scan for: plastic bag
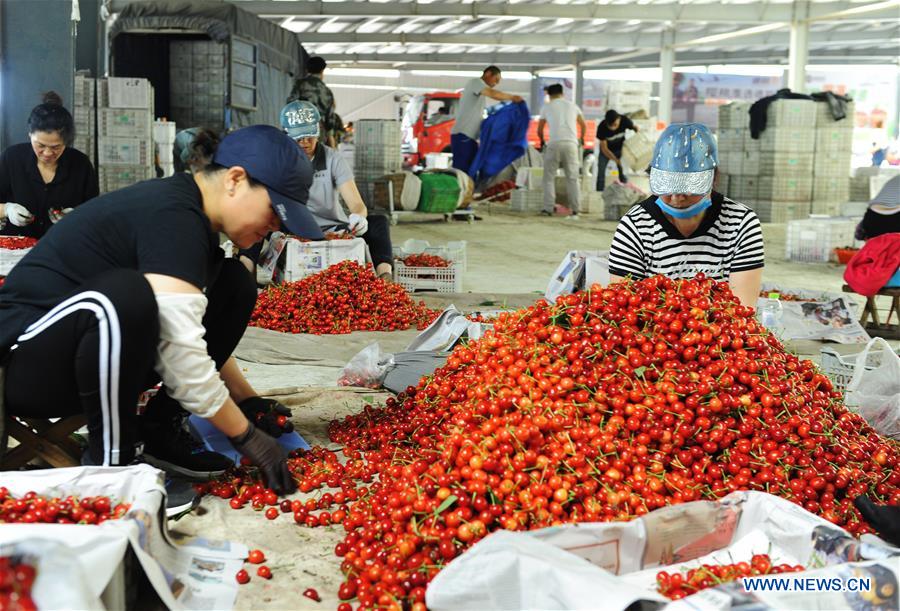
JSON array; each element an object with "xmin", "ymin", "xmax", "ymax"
[
  {"xmin": 845, "ymin": 337, "xmax": 900, "ymax": 438},
  {"xmin": 337, "ymin": 343, "xmax": 395, "ymax": 389}
]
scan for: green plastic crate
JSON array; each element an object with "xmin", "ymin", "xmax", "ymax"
[{"xmin": 417, "ymin": 173, "xmax": 460, "ymax": 213}]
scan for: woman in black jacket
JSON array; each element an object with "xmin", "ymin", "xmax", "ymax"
[{"xmin": 0, "ymin": 91, "xmax": 98, "ymax": 238}]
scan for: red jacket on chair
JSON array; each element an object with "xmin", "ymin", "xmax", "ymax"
[{"xmin": 844, "ymin": 233, "xmax": 900, "ymax": 296}]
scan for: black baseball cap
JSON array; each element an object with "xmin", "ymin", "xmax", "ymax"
[{"xmin": 213, "ymin": 125, "xmax": 324, "ymax": 240}]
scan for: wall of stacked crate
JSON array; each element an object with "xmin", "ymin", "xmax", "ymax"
[
  {"xmin": 717, "ymin": 99, "xmax": 855, "ymax": 223},
  {"xmin": 154, "ymin": 121, "xmax": 177, "ymax": 177},
  {"xmin": 509, "ymin": 169, "xmax": 602, "ymax": 215},
  {"xmin": 72, "ymin": 73, "xmax": 96, "ymax": 167},
  {"xmin": 169, "ymin": 39, "xmax": 227, "ymax": 133},
  {"xmin": 812, "ymin": 101, "xmax": 854, "ymax": 216},
  {"xmin": 97, "ymin": 78, "xmax": 155, "ymax": 193},
  {"xmin": 354, "ymin": 120, "xmax": 403, "ymax": 208},
  {"xmin": 605, "ymin": 81, "xmax": 652, "ymax": 115}
]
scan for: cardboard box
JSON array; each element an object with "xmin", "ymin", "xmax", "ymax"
[{"xmin": 267, "ymin": 235, "xmax": 369, "ymax": 283}]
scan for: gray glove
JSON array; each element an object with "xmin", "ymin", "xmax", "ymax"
[
  {"xmin": 238, "ymin": 396, "xmax": 293, "ymax": 438},
  {"xmin": 5, "ymin": 203, "xmax": 34, "ymax": 227},
  {"xmin": 229, "ymin": 423, "xmax": 296, "ymax": 495}
]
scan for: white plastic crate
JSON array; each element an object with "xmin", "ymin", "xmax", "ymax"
[
  {"xmin": 752, "ymin": 200, "xmax": 812, "ymax": 223},
  {"xmin": 731, "ymin": 175, "xmax": 759, "ymax": 202},
  {"xmin": 766, "ymin": 99, "xmax": 817, "ymax": 128},
  {"xmin": 758, "ymin": 175, "xmax": 813, "ymax": 202},
  {"xmin": 393, "ymin": 239, "xmax": 467, "ymax": 271},
  {"xmin": 511, "ymin": 190, "xmax": 544, "ymax": 212},
  {"xmin": 785, "ymin": 217, "xmax": 857, "ymax": 261},
  {"xmin": 815, "ymin": 101, "xmax": 855, "ymax": 128},
  {"xmin": 715, "ymin": 128, "xmax": 744, "ymax": 153},
  {"xmin": 717, "ymin": 101, "xmax": 751, "ymax": 129},
  {"xmin": 621, "ymin": 132, "xmax": 653, "ymax": 171},
  {"xmin": 716, "ymin": 172, "xmax": 731, "ymax": 197},
  {"xmin": 814, "ymin": 154, "xmax": 851, "ymax": 178},
  {"xmin": 719, "ymin": 151, "xmax": 743, "ymax": 175},
  {"xmin": 739, "ymin": 150, "xmax": 760, "ymax": 176},
  {"xmin": 820, "ymin": 345, "xmax": 891, "ymax": 395},
  {"xmin": 758, "ymin": 152, "xmax": 813, "ymax": 176},
  {"xmin": 815, "ymin": 128, "xmax": 854, "ymax": 154},
  {"xmin": 759, "ymin": 127, "xmax": 816, "ymax": 153},
  {"xmin": 812, "ymin": 176, "xmax": 850, "ymax": 205},
  {"xmin": 394, "ymin": 260, "xmax": 463, "ymax": 293}
]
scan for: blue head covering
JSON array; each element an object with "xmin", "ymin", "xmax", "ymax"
[{"xmin": 649, "ymin": 122, "xmax": 718, "ymax": 196}]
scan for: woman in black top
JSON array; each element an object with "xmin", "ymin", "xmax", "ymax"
[
  {"xmin": 0, "ymin": 125, "xmax": 322, "ymax": 505},
  {"xmin": 0, "ymin": 92, "xmax": 98, "ymax": 238}
]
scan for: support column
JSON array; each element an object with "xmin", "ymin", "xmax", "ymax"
[
  {"xmin": 659, "ymin": 29, "xmax": 675, "ymax": 127},
  {"xmin": 530, "ymin": 68, "xmax": 543, "ymax": 115},
  {"xmin": 575, "ymin": 61, "xmax": 585, "ymax": 109},
  {"xmin": 787, "ymin": 0, "xmax": 810, "ymax": 92},
  {"xmin": 0, "ymin": 0, "xmax": 75, "ymax": 150}
]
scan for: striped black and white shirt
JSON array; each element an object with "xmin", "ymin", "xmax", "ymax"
[{"xmin": 607, "ymin": 192, "xmax": 764, "ymax": 282}]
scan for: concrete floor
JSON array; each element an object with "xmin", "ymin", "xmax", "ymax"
[{"xmin": 389, "ymin": 208, "xmax": 849, "ymax": 295}]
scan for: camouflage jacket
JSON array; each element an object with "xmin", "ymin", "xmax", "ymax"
[{"xmin": 287, "ymin": 76, "xmax": 336, "ymax": 130}]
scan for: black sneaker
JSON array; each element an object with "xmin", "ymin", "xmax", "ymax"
[
  {"xmin": 163, "ymin": 477, "xmax": 200, "ymax": 518},
  {"xmin": 80, "ymin": 452, "xmax": 200, "ymax": 517},
  {"xmin": 539, "ymin": 210, "xmax": 553, "ymax": 217},
  {"xmin": 141, "ymin": 415, "xmax": 234, "ymax": 481}
]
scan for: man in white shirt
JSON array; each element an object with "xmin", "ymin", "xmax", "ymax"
[
  {"xmin": 537, "ymin": 83, "xmax": 587, "ymax": 218},
  {"xmin": 450, "ymin": 66, "xmax": 523, "ymax": 174}
]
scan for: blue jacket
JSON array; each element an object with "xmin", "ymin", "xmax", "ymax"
[{"xmin": 468, "ymin": 101, "xmax": 530, "ymax": 182}]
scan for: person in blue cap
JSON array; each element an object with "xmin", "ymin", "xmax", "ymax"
[
  {"xmin": 0, "ymin": 125, "xmax": 318, "ymax": 512},
  {"xmin": 607, "ymin": 122, "xmax": 764, "ymax": 307},
  {"xmin": 279, "ymin": 100, "xmax": 394, "ymax": 279}
]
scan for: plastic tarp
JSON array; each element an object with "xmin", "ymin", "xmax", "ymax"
[
  {"xmin": 111, "ymin": 0, "xmax": 304, "ymax": 75},
  {"xmin": 468, "ymin": 102, "xmax": 530, "ymax": 183}
]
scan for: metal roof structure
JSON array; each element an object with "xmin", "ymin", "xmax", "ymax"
[{"xmin": 108, "ymin": 0, "xmax": 899, "ymax": 70}]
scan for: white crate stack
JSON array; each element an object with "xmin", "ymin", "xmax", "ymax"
[
  {"xmin": 72, "ymin": 73, "xmax": 96, "ymax": 167},
  {"xmin": 98, "ymin": 77, "xmax": 155, "ymax": 193},
  {"xmin": 812, "ymin": 101, "xmax": 854, "ymax": 216},
  {"xmin": 153, "ymin": 120, "xmax": 177, "ymax": 177},
  {"xmin": 605, "ymin": 81, "xmax": 652, "ymax": 114},
  {"xmin": 715, "ymin": 102, "xmax": 762, "ymax": 205},
  {"xmin": 752, "ymin": 99, "xmax": 817, "ymax": 222},
  {"xmin": 354, "ymin": 120, "xmax": 403, "ymax": 207},
  {"xmin": 169, "ymin": 40, "xmax": 227, "ymax": 132}
]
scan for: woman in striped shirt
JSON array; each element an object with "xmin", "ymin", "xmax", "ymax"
[{"xmin": 608, "ymin": 122, "xmax": 764, "ymax": 307}]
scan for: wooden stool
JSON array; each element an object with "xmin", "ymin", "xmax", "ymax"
[
  {"xmin": 1, "ymin": 415, "xmax": 87, "ymax": 469},
  {"xmin": 843, "ymin": 284, "xmax": 900, "ymax": 340}
]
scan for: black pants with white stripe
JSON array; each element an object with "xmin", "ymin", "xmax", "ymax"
[
  {"xmin": 4, "ymin": 269, "xmax": 159, "ymax": 466},
  {"xmin": 4, "ymin": 260, "xmax": 257, "ymax": 465}
]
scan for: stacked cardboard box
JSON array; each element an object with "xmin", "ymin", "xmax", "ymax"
[
  {"xmin": 72, "ymin": 73, "xmax": 96, "ymax": 167},
  {"xmin": 812, "ymin": 102, "xmax": 854, "ymax": 216},
  {"xmin": 169, "ymin": 39, "xmax": 226, "ymax": 132},
  {"xmin": 354, "ymin": 120, "xmax": 403, "ymax": 207},
  {"xmin": 97, "ymin": 78, "xmax": 155, "ymax": 193}
]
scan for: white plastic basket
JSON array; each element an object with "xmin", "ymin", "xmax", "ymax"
[
  {"xmin": 393, "ymin": 260, "xmax": 463, "ymax": 293},
  {"xmin": 785, "ymin": 217, "xmax": 858, "ymax": 262},
  {"xmin": 820, "ymin": 346, "xmax": 891, "ymax": 395},
  {"xmin": 393, "ymin": 239, "xmax": 467, "ymax": 271}
]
